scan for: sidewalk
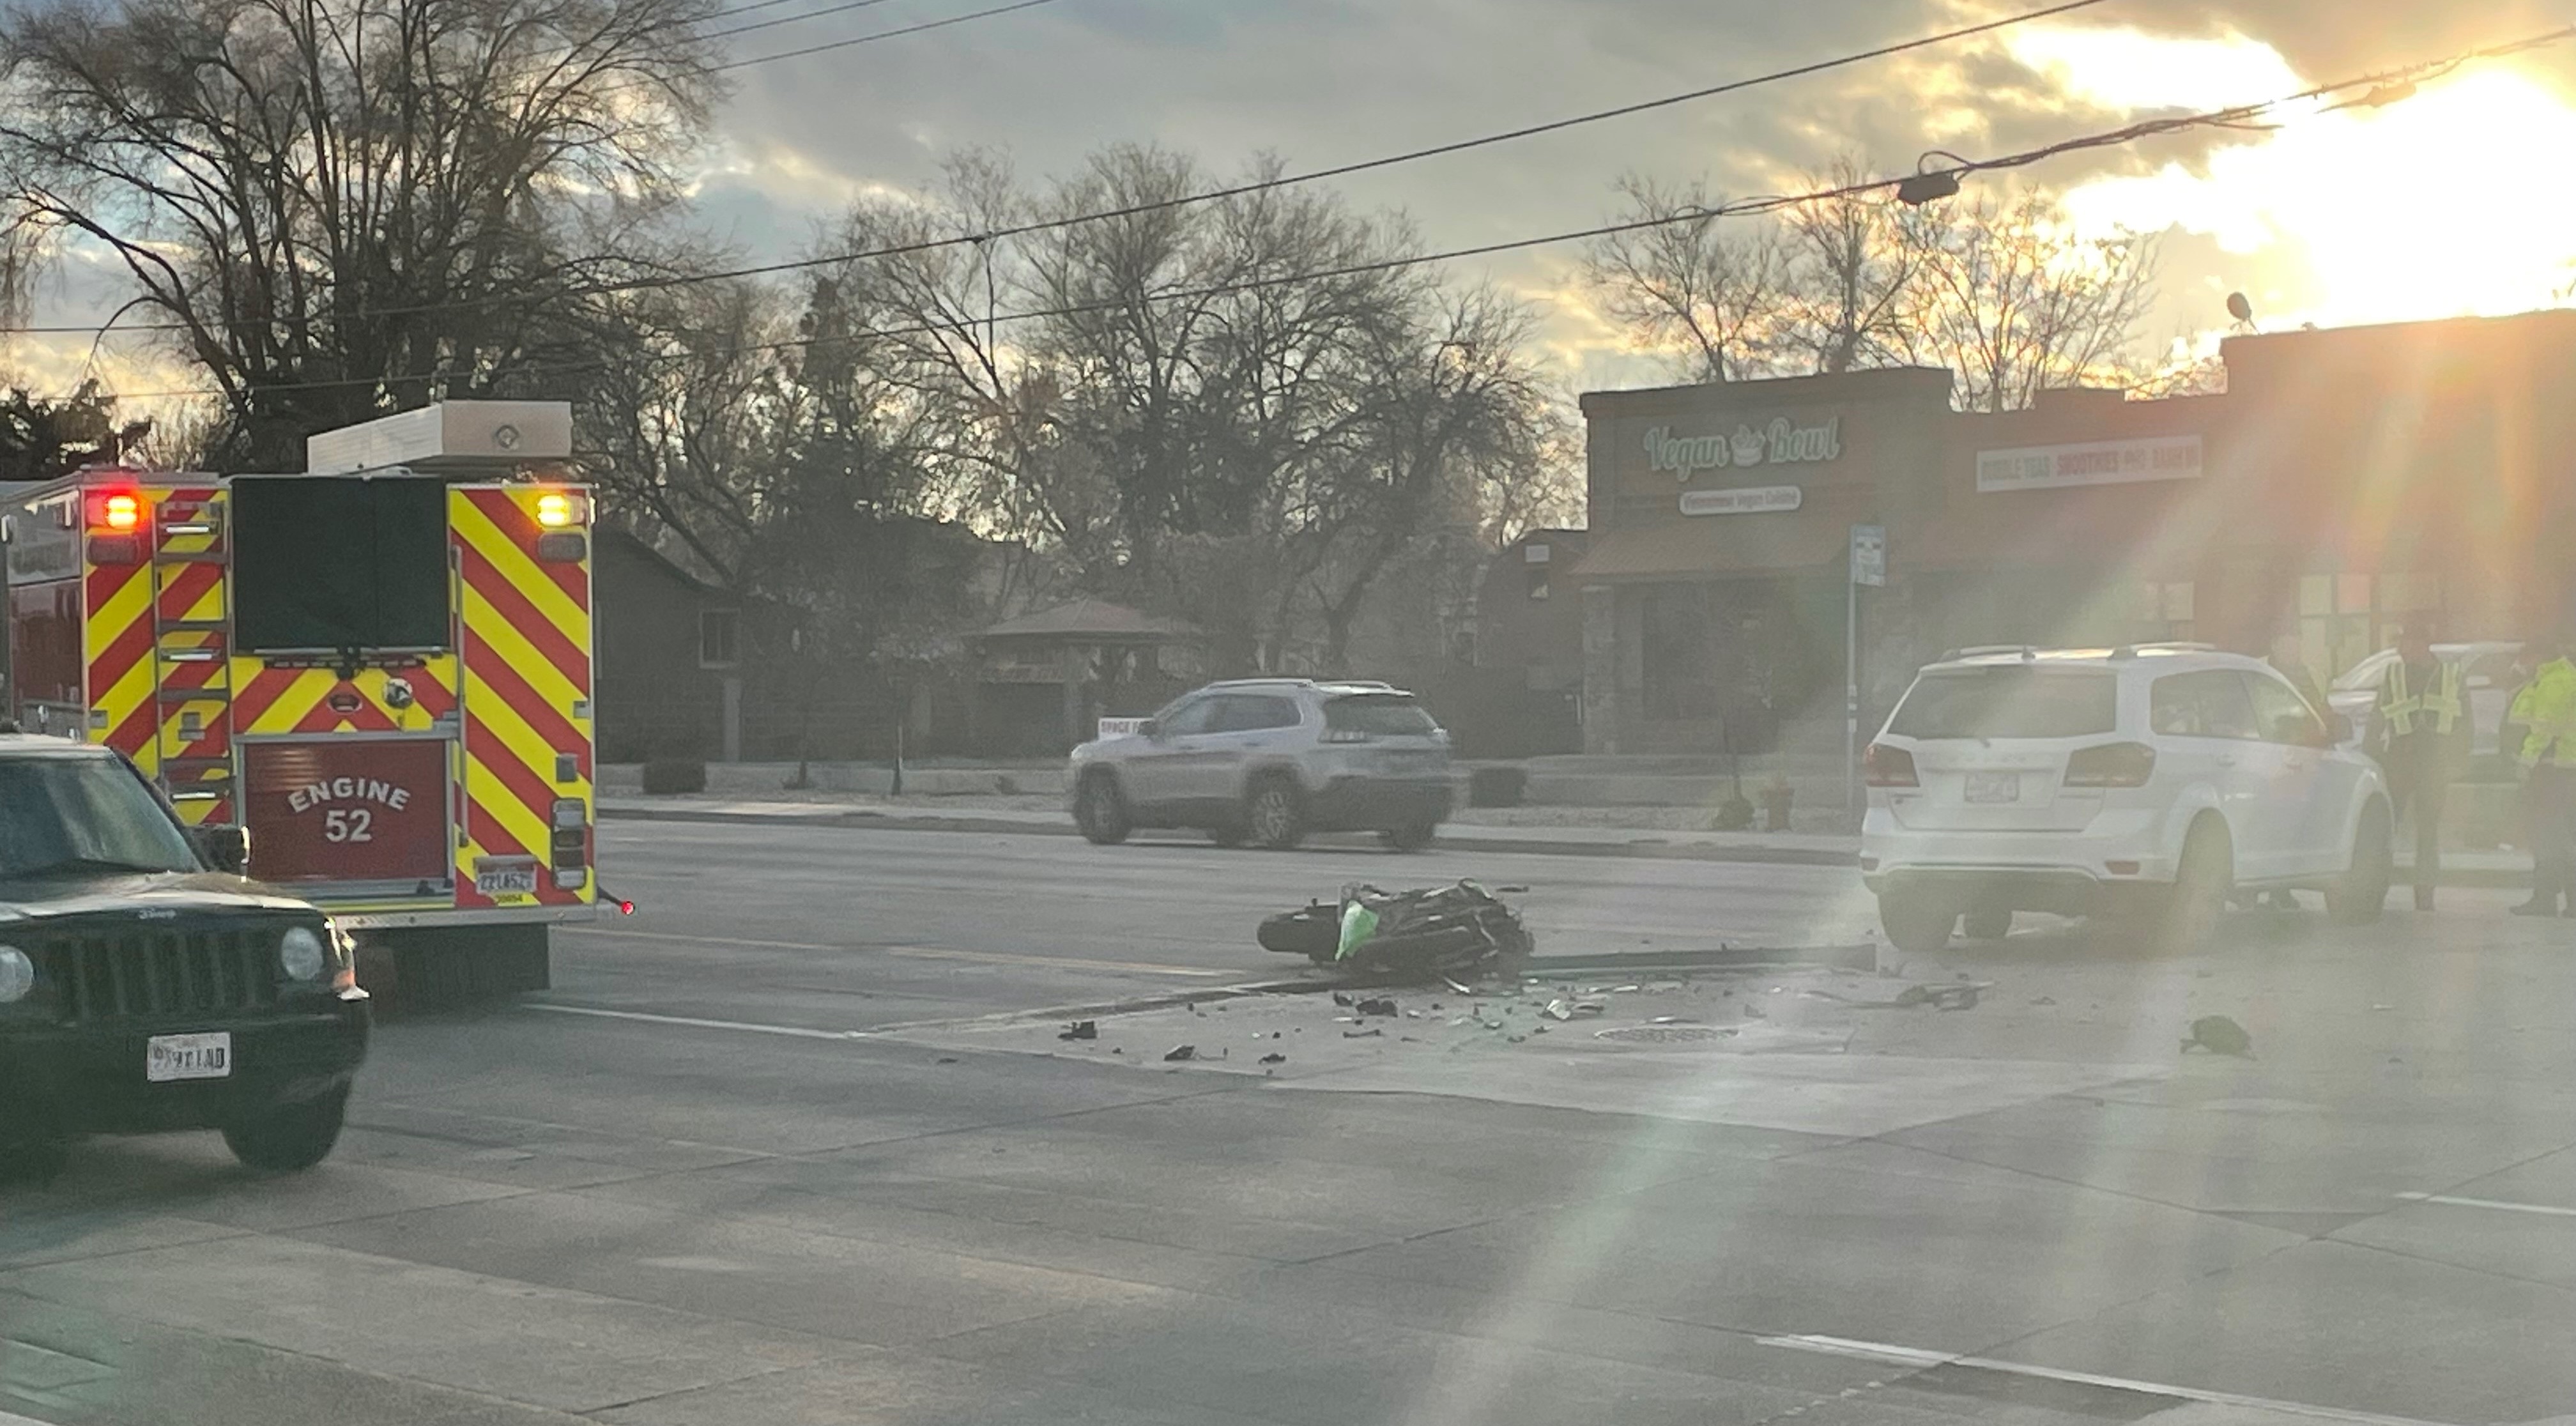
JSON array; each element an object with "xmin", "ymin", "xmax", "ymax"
[{"xmin": 595, "ymin": 794, "xmax": 2526, "ymax": 884}]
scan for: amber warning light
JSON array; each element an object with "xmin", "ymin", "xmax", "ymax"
[
  {"xmin": 535, "ymin": 491, "xmax": 579, "ymax": 528},
  {"xmin": 89, "ymin": 491, "xmax": 145, "ymax": 531}
]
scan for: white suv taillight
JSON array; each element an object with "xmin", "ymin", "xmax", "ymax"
[
  {"xmin": 1862, "ymin": 742, "xmax": 1918, "ymax": 787},
  {"xmin": 2064, "ymin": 742, "xmax": 2157, "ymax": 788}
]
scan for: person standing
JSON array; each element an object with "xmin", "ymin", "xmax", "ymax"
[
  {"xmin": 2508, "ymin": 626, "xmax": 2576, "ymax": 916},
  {"xmin": 2374, "ymin": 625, "xmax": 2466, "ymax": 910}
]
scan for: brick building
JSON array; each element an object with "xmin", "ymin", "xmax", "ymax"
[{"xmin": 1567, "ymin": 309, "xmax": 2576, "ymax": 755}]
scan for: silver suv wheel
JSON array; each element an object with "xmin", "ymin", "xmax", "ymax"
[{"xmin": 1247, "ymin": 780, "xmax": 1304, "ymax": 850}]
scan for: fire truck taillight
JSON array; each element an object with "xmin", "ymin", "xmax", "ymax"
[
  {"xmin": 535, "ymin": 491, "xmax": 579, "ymax": 527},
  {"xmin": 550, "ymin": 796, "xmax": 590, "ymax": 889},
  {"xmin": 99, "ymin": 492, "xmax": 143, "ymax": 531}
]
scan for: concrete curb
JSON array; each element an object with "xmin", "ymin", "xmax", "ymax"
[
  {"xmin": 597, "ymin": 802, "xmax": 2527, "ymax": 887},
  {"xmin": 597, "ymin": 802, "xmax": 1862, "ymax": 868}
]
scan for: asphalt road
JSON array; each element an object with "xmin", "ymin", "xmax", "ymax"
[
  {"xmin": 6, "ymin": 823, "xmax": 2576, "ymax": 1426},
  {"xmin": 550, "ymin": 821, "xmax": 1882, "ymax": 1029}
]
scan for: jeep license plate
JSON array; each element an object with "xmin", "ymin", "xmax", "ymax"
[
  {"xmin": 146, "ymin": 1032, "xmax": 232, "ymax": 1082},
  {"xmin": 475, "ymin": 866, "xmax": 539, "ymax": 896},
  {"xmin": 1964, "ymin": 771, "xmax": 2021, "ymax": 804}
]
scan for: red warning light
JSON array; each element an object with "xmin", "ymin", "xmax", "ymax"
[{"xmin": 97, "ymin": 492, "xmax": 144, "ymax": 531}]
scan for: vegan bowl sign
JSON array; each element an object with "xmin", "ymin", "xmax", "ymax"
[{"xmin": 1644, "ymin": 417, "xmax": 1842, "ymax": 480}]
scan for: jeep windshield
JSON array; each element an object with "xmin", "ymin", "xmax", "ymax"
[
  {"xmin": 1887, "ymin": 666, "xmax": 2119, "ymax": 740},
  {"xmin": 0, "ymin": 755, "xmax": 202, "ymax": 880}
]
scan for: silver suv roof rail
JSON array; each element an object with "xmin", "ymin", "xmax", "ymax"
[{"xmin": 1940, "ymin": 645, "xmax": 2037, "ymax": 662}]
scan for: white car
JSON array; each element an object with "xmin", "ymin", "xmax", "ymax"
[
  {"xmin": 1068, "ymin": 679, "xmax": 1453, "ymax": 850},
  {"xmin": 1861, "ymin": 645, "xmax": 2393, "ymax": 953}
]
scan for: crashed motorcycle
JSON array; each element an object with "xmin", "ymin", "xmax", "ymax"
[{"xmin": 1258, "ymin": 880, "xmax": 1534, "ymax": 983}]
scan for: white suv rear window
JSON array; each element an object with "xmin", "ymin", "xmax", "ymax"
[{"xmin": 1887, "ymin": 668, "xmax": 2117, "ymax": 740}]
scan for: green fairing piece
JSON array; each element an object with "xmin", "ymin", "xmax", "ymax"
[{"xmin": 1335, "ymin": 900, "xmax": 1379, "ymax": 960}]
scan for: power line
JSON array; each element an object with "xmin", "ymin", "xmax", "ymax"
[
  {"xmin": 709, "ymin": 0, "xmax": 1058, "ymax": 71},
  {"xmin": 0, "ymin": 0, "xmax": 2116, "ymax": 339},
  {"xmin": 699, "ymin": 0, "xmax": 901, "ymax": 44},
  {"xmin": 95, "ymin": 27, "xmax": 2573, "ymax": 404}
]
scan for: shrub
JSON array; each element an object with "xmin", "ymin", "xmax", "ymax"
[
  {"xmin": 1710, "ymin": 794, "xmax": 1756, "ymax": 831},
  {"xmin": 1468, "ymin": 765, "xmax": 1528, "ymax": 808},
  {"xmin": 641, "ymin": 758, "xmax": 707, "ymax": 795}
]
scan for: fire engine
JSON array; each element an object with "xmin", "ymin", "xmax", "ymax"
[{"xmin": 1, "ymin": 402, "xmax": 602, "ymax": 999}]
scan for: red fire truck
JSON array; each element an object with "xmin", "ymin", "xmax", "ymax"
[{"xmin": 1, "ymin": 402, "xmax": 603, "ymax": 999}]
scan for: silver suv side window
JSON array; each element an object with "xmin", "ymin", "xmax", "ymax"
[
  {"xmin": 1158, "ymin": 698, "xmax": 1221, "ymax": 737},
  {"xmin": 1217, "ymin": 696, "xmax": 1301, "ymax": 733},
  {"xmin": 2150, "ymin": 670, "xmax": 2260, "ymax": 739}
]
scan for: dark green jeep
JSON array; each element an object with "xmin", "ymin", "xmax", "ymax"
[{"xmin": 0, "ymin": 735, "xmax": 369, "ymax": 1183}]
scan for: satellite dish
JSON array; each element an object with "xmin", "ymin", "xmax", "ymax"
[{"xmin": 2226, "ymin": 291, "xmax": 2255, "ymax": 326}]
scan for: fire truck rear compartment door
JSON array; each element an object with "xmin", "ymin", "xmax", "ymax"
[{"xmin": 241, "ymin": 739, "xmax": 452, "ymax": 886}]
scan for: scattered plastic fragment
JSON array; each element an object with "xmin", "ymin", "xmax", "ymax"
[
  {"xmin": 1260, "ymin": 1052, "xmax": 1287, "ymax": 1064},
  {"xmin": 1059, "ymin": 1020, "xmax": 1098, "ymax": 1041},
  {"xmin": 2181, "ymin": 1015, "xmax": 2253, "ymax": 1057},
  {"xmin": 1163, "ymin": 1044, "xmax": 1197, "ymax": 1062},
  {"xmin": 1344, "ymin": 1027, "xmax": 1384, "ymax": 1039}
]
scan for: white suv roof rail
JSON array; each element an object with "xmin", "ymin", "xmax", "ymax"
[
  {"xmin": 2108, "ymin": 641, "xmax": 2220, "ymax": 659},
  {"xmin": 1940, "ymin": 644, "xmax": 2038, "ymax": 662}
]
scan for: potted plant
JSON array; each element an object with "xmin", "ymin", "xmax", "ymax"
[{"xmin": 1759, "ymin": 773, "xmax": 1795, "ymax": 832}]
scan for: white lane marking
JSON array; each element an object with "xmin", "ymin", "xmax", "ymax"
[
  {"xmin": 1758, "ymin": 1334, "xmax": 2453, "ymax": 1426},
  {"xmin": 2394, "ymin": 1191, "xmax": 2576, "ymax": 1218},
  {"xmin": 523, "ymin": 1003, "xmax": 870, "ymax": 1041},
  {"xmin": 882, "ymin": 944, "xmax": 1221, "ymax": 977},
  {"xmin": 561, "ymin": 926, "xmax": 1222, "ymax": 977}
]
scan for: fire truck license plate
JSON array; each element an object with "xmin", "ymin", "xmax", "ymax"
[
  {"xmin": 146, "ymin": 1032, "xmax": 232, "ymax": 1082},
  {"xmin": 475, "ymin": 866, "xmax": 539, "ymax": 896}
]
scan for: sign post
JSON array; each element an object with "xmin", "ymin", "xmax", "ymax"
[{"xmin": 1846, "ymin": 525, "xmax": 1887, "ymax": 814}]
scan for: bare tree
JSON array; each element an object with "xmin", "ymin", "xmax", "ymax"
[
  {"xmin": 816, "ymin": 143, "xmax": 1553, "ymax": 674},
  {"xmin": 1583, "ymin": 174, "xmax": 1792, "ymax": 383},
  {"xmin": 1777, "ymin": 156, "xmax": 1937, "ymax": 374},
  {"xmin": 0, "ymin": 0, "xmax": 723, "ymax": 467},
  {"xmin": 1908, "ymin": 188, "xmax": 2159, "ymax": 412}
]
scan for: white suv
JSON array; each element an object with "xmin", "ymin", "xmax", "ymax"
[
  {"xmin": 1862, "ymin": 645, "xmax": 2392, "ymax": 953},
  {"xmin": 1069, "ymin": 680, "xmax": 1453, "ymax": 850}
]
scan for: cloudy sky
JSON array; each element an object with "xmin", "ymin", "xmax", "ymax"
[{"xmin": 13, "ymin": 0, "xmax": 2576, "ymax": 406}]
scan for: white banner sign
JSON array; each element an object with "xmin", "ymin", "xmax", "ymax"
[
  {"xmin": 1096, "ymin": 717, "xmax": 1151, "ymax": 739},
  {"xmin": 1977, "ymin": 434, "xmax": 2203, "ymax": 493},
  {"xmin": 1680, "ymin": 485, "xmax": 1803, "ymax": 516}
]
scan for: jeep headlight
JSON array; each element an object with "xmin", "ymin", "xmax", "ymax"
[
  {"xmin": 0, "ymin": 946, "xmax": 31, "ymax": 1004},
  {"xmin": 279, "ymin": 926, "xmax": 327, "ymax": 982}
]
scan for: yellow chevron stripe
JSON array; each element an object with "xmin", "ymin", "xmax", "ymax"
[
  {"xmin": 459, "ymin": 594, "xmax": 583, "ymax": 714},
  {"xmin": 463, "ymin": 755, "xmax": 553, "ymax": 862},
  {"xmin": 451, "ymin": 494, "xmax": 588, "ymax": 636}
]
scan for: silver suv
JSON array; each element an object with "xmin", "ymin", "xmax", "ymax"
[{"xmin": 1068, "ymin": 680, "xmax": 1453, "ymax": 850}]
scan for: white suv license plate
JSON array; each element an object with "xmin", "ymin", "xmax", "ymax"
[
  {"xmin": 1964, "ymin": 771, "xmax": 2021, "ymax": 804},
  {"xmin": 147, "ymin": 1032, "xmax": 233, "ymax": 1082}
]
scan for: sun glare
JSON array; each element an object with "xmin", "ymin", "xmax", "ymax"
[
  {"xmin": 2005, "ymin": 25, "xmax": 2305, "ymax": 113},
  {"xmin": 2030, "ymin": 34, "xmax": 2576, "ymax": 330}
]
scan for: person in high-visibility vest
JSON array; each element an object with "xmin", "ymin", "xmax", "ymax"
[
  {"xmin": 2509, "ymin": 625, "xmax": 2576, "ymax": 915},
  {"xmin": 2375, "ymin": 624, "xmax": 2467, "ymax": 910}
]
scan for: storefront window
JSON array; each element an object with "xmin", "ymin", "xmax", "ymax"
[
  {"xmin": 2297, "ymin": 572, "xmax": 2443, "ymax": 682},
  {"xmin": 2131, "ymin": 581, "xmax": 2196, "ymax": 643}
]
